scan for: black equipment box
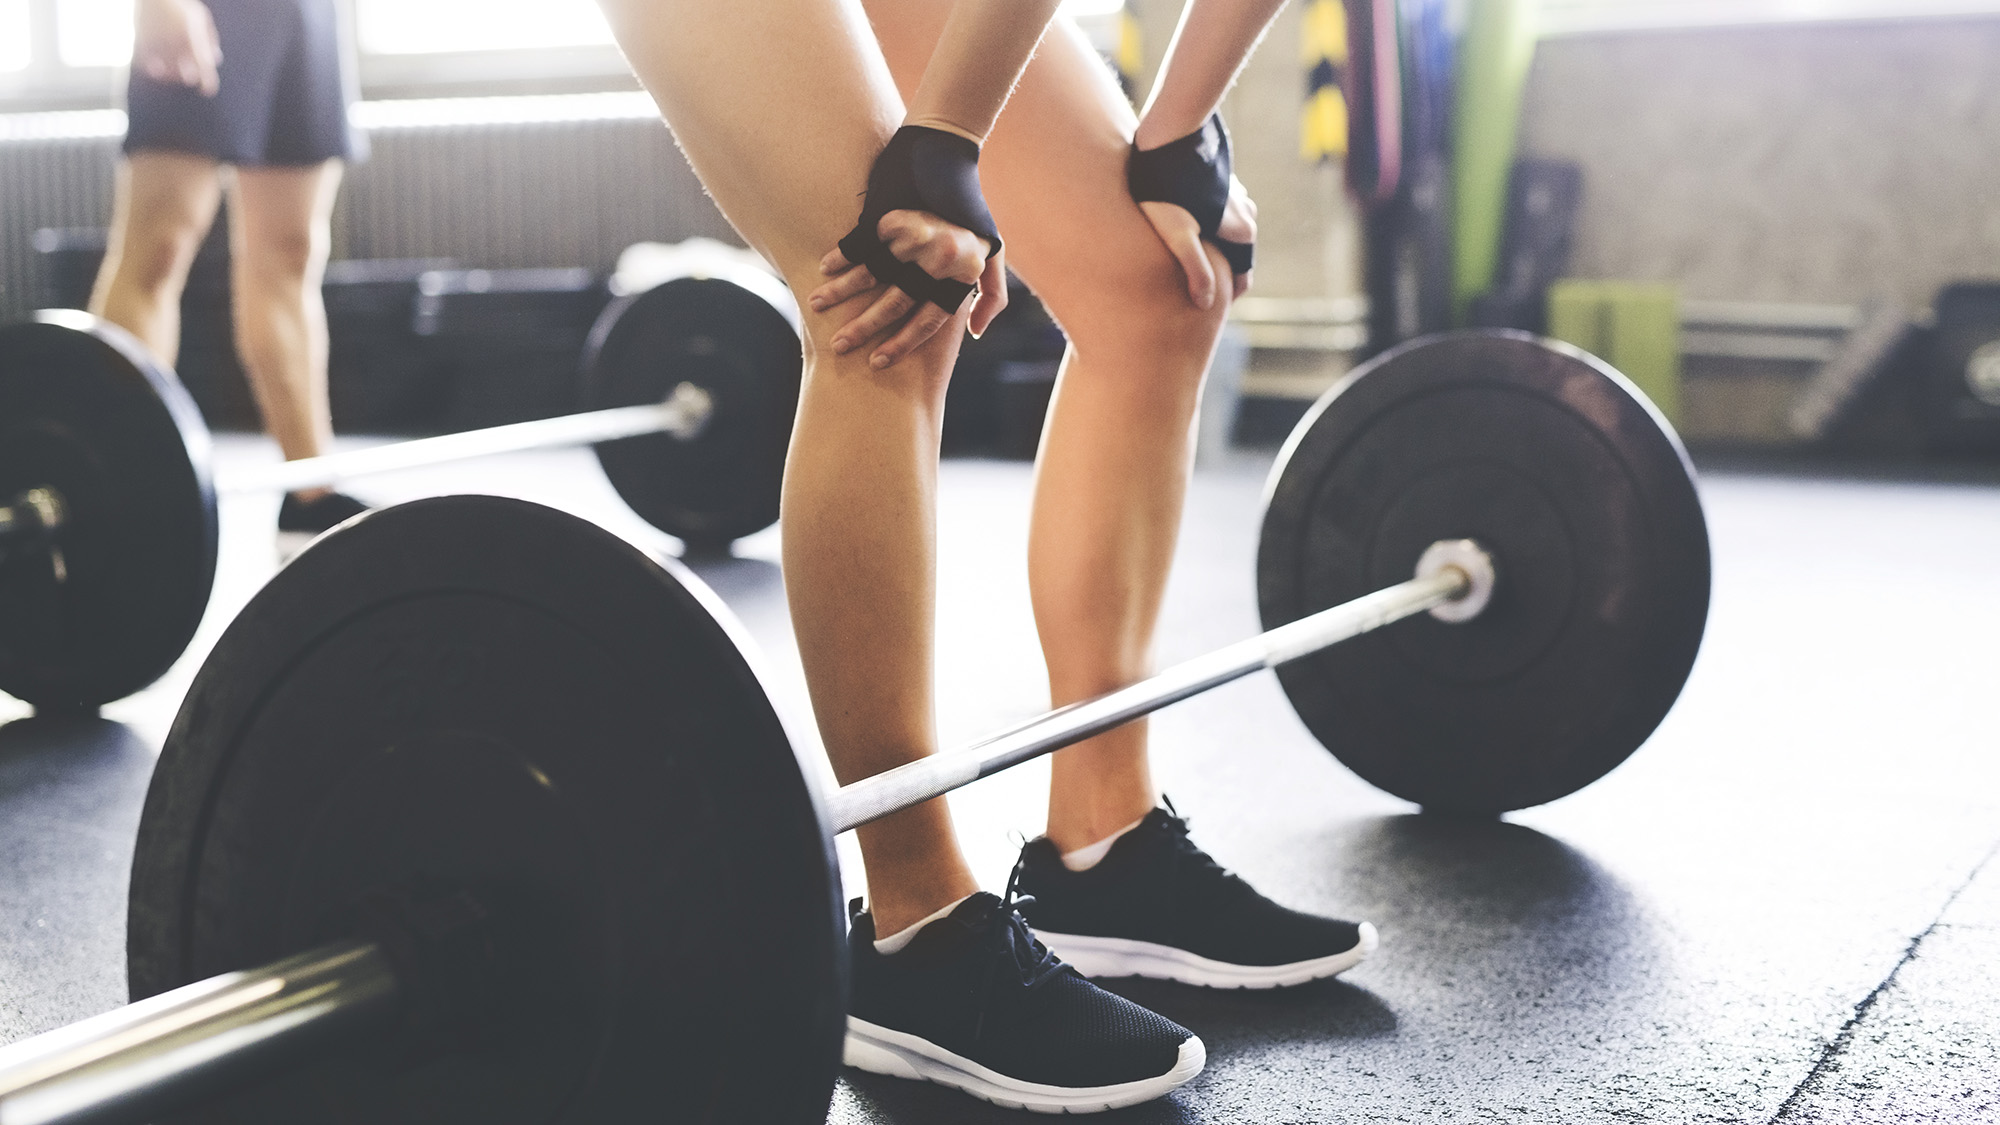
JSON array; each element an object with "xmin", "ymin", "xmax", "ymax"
[
  {"xmin": 1920, "ymin": 283, "xmax": 2000, "ymax": 454},
  {"xmin": 323, "ymin": 258, "xmax": 457, "ymax": 433},
  {"xmin": 414, "ymin": 267, "xmax": 611, "ymax": 430}
]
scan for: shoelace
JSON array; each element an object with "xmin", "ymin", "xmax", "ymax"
[
  {"xmin": 971, "ymin": 858, "xmax": 1074, "ymax": 1045},
  {"xmin": 1156, "ymin": 803, "xmax": 1260, "ymax": 914}
]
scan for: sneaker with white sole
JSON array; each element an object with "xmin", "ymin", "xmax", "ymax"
[
  {"xmin": 844, "ymin": 890, "xmax": 1204, "ymax": 1114},
  {"xmin": 1015, "ymin": 804, "xmax": 1378, "ymax": 990}
]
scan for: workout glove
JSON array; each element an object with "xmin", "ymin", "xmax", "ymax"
[
  {"xmin": 838, "ymin": 125, "xmax": 1002, "ymax": 313},
  {"xmin": 1128, "ymin": 114, "xmax": 1254, "ymax": 276}
]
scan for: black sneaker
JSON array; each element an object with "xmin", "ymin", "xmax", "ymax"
[
  {"xmin": 845, "ymin": 890, "xmax": 1204, "ymax": 1113},
  {"xmin": 1015, "ymin": 805, "xmax": 1378, "ymax": 989},
  {"xmin": 278, "ymin": 491, "xmax": 371, "ymax": 535},
  {"xmin": 277, "ymin": 492, "xmax": 371, "ymax": 556}
]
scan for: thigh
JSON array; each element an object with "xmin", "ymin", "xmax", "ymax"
[
  {"xmin": 229, "ymin": 161, "xmax": 343, "ymax": 268},
  {"xmin": 596, "ymin": 0, "xmax": 905, "ymax": 287},
  {"xmin": 115, "ymin": 151, "xmax": 226, "ymax": 245},
  {"xmin": 863, "ymin": 2, "xmax": 1197, "ymax": 342}
]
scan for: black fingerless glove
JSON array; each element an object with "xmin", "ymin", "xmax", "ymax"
[
  {"xmin": 838, "ymin": 125, "xmax": 1002, "ymax": 313},
  {"xmin": 1127, "ymin": 113, "xmax": 1254, "ymax": 275}
]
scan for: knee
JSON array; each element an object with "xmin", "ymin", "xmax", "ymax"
[
  {"xmin": 1039, "ymin": 246, "xmax": 1230, "ymax": 381},
  {"xmin": 112, "ymin": 224, "xmax": 206, "ymax": 296},
  {"xmin": 235, "ymin": 224, "xmax": 328, "ymax": 289},
  {"xmin": 800, "ymin": 311, "xmax": 958, "ymax": 409}
]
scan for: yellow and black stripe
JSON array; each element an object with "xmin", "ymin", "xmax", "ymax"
[
  {"xmin": 1301, "ymin": 0, "xmax": 1350, "ymax": 161},
  {"xmin": 1115, "ymin": 3, "xmax": 1144, "ymax": 104}
]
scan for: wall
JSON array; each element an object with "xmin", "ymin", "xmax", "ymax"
[
  {"xmin": 1125, "ymin": 0, "xmax": 1365, "ymax": 397},
  {"xmin": 1520, "ymin": 15, "xmax": 2000, "ymax": 311},
  {"xmin": 0, "ymin": 107, "xmax": 738, "ymax": 324}
]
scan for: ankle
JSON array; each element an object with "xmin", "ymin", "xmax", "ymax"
[
  {"xmin": 870, "ymin": 892, "xmax": 975, "ymax": 954},
  {"xmin": 1045, "ymin": 793, "xmax": 1159, "ymax": 855},
  {"xmin": 865, "ymin": 871, "xmax": 982, "ymax": 938},
  {"xmin": 1055, "ymin": 813, "xmax": 1148, "ymax": 871}
]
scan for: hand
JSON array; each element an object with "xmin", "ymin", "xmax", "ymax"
[
  {"xmin": 1139, "ymin": 174, "xmax": 1257, "ymax": 310},
  {"xmin": 135, "ymin": 0, "xmax": 222, "ymax": 96},
  {"xmin": 809, "ymin": 210, "xmax": 1007, "ymax": 370}
]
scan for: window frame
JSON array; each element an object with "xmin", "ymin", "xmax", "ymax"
[
  {"xmin": 0, "ymin": 0, "xmax": 640, "ymax": 111},
  {"xmin": 1540, "ymin": 0, "xmax": 2000, "ymax": 37},
  {"xmin": 7, "ymin": 0, "xmax": 2000, "ymax": 112}
]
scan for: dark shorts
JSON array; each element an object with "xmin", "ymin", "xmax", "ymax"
[{"xmin": 124, "ymin": 0, "xmax": 365, "ymax": 166}]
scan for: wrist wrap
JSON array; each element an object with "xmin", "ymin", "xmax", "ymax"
[
  {"xmin": 838, "ymin": 125, "xmax": 1001, "ymax": 312},
  {"xmin": 1128, "ymin": 113, "xmax": 1254, "ymax": 275}
]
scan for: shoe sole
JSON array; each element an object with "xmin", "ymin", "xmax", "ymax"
[
  {"xmin": 1033, "ymin": 921, "xmax": 1378, "ymax": 989},
  {"xmin": 843, "ymin": 1016, "xmax": 1204, "ymax": 1114}
]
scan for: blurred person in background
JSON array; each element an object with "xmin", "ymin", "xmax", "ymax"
[{"xmin": 91, "ymin": 0, "xmax": 369, "ymax": 544}]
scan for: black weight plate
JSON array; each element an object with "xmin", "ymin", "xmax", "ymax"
[
  {"xmin": 1258, "ymin": 331, "xmax": 1710, "ymax": 813},
  {"xmin": 584, "ymin": 272, "xmax": 802, "ymax": 548},
  {"xmin": 130, "ymin": 496, "xmax": 843, "ymax": 1124},
  {"xmin": 0, "ymin": 312, "xmax": 217, "ymax": 710}
]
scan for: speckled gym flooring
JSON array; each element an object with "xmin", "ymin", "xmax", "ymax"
[{"xmin": 3, "ymin": 438, "xmax": 1998, "ymax": 1123}]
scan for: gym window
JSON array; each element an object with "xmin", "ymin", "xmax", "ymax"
[
  {"xmin": 355, "ymin": 0, "xmax": 613, "ymax": 54},
  {"xmin": 1541, "ymin": 0, "xmax": 2000, "ymax": 35}
]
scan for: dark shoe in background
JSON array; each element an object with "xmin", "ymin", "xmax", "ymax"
[{"xmin": 277, "ymin": 491, "xmax": 372, "ymax": 558}]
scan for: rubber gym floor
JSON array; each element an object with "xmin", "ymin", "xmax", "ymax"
[{"xmin": 3, "ymin": 437, "xmax": 1998, "ymax": 1123}]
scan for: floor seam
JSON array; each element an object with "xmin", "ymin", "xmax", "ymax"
[{"xmin": 1767, "ymin": 837, "xmax": 2000, "ymax": 1123}]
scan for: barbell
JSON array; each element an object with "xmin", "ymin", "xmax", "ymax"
[
  {"xmin": 0, "ymin": 331, "xmax": 1710, "ymax": 1123},
  {"xmin": 0, "ymin": 256, "xmax": 803, "ymax": 713}
]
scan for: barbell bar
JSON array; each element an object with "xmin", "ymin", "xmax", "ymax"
[
  {"xmin": 0, "ymin": 527, "xmax": 1492, "ymax": 1125},
  {"xmin": 827, "ymin": 538, "xmax": 1491, "ymax": 833},
  {"xmin": 0, "ymin": 256, "xmax": 805, "ymax": 712},
  {"xmin": 214, "ymin": 384, "xmax": 714, "ymax": 496},
  {"xmin": 0, "ymin": 942, "xmax": 395, "ymax": 1125}
]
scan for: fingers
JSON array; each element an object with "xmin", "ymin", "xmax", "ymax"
[
  {"xmin": 1138, "ymin": 200, "xmax": 1217, "ymax": 310},
  {"xmin": 813, "ymin": 206, "xmax": 990, "ymax": 367},
  {"xmin": 807, "ymin": 263, "xmax": 877, "ymax": 313},
  {"xmin": 877, "ymin": 210, "xmax": 985, "ymax": 287},
  {"xmin": 1217, "ymin": 175, "xmax": 1258, "ymax": 244},
  {"xmin": 829, "ymin": 285, "xmax": 918, "ymax": 359},
  {"xmin": 1214, "ymin": 178, "xmax": 1258, "ymax": 301},
  {"xmin": 969, "ymin": 252, "xmax": 1007, "ymax": 339},
  {"xmin": 192, "ymin": 3, "xmax": 222, "ymax": 95},
  {"xmin": 870, "ymin": 300, "xmax": 958, "ymax": 370}
]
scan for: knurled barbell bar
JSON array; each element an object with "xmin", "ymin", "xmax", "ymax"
[
  {"xmin": 0, "ymin": 258, "xmax": 803, "ymax": 713},
  {"xmin": 0, "ymin": 331, "xmax": 1710, "ymax": 1124}
]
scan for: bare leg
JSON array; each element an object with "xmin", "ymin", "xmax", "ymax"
[
  {"xmin": 596, "ymin": 0, "xmax": 978, "ymax": 935},
  {"xmin": 228, "ymin": 161, "xmax": 342, "ymax": 498},
  {"xmin": 89, "ymin": 151, "xmax": 224, "ymax": 364},
  {"xmin": 867, "ymin": 5, "xmax": 1232, "ymax": 852}
]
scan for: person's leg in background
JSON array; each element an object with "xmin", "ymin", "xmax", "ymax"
[
  {"xmin": 228, "ymin": 160, "xmax": 343, "ymax": 503},
  {"xmin": 88, "ymin": 151, "xmax": 224, "ymax": 364}
]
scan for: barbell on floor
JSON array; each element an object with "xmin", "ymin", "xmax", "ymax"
[
  {"xmin": 0, "ymin": 331, "xmax": 1711, "ymax": 1123},
  {"xmin": 0, "ymin": 531, "xmax": 1492, "ymax": 1125},
  {"xmin": 0, "ymin": 254, "xmax": 803, "ymax": 713}
]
